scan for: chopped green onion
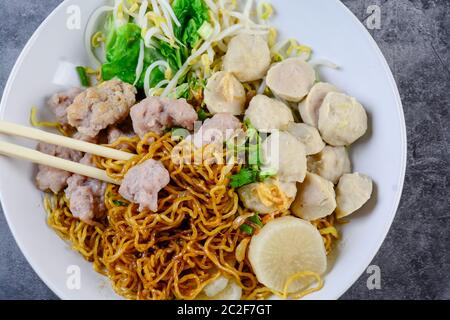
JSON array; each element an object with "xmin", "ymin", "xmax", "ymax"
[
  {"xmin": 112, "ymin": 200, "xmax": 126, "ymax": 207},
  {"xmin": 258, "ymin": 167, "xmax": 277, "ymax": 181},
  {"xmin": 229, "ymin": 120, "xmax": 274, "ymax": 188},
  {"xmin": 244, "ymin": 118, "xmax": 255, "ymax": 130},
  {"xmin": 240, "ymin": 224, "xmax": 254, "ymax": 235},
  {"xmin": 163, "ymin": 127, "xmax": 173, "ymax": 134},
  {"xmin": 197, "ymin": 108, "xmax": 212, "ymax": 121},
  {"xmin": 76, "ymin": 66, "xmax": 90, "ymax": 87},
  {"xmin": 168, "ymin": 83, "xmax": 190, "ymax": 99},
  {"xmin": 247, "ymin": 144, "xmax": 262, "ymax": 168},
  {"xmin": 197, "ymin": 21, "xmax": 214, "ymax": 41},
  {"xmin": 189, "ymin": 76, "xmax": 206, "ymax": 90},
  {"xmin": 230, "ymin": 168, "xmax": 259, "ymax": 188},
  {"xmin": 248, "ymin": 213, "xmax": 263, "ymax": 228},
  {"xmin": 240, "ymin": 214, "xmax": 263, "ymax": 235},
  {"xmin": 171, "ymin": 128, "xmax": 190, "ymax": 141},
  {"xmin": 246, "ymin": 127, "xmax": 258, "ymax": 141}
]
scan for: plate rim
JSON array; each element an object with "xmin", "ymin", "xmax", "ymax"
[
  {"xmin": 0, "ymin": 0, "xmax": 407, "ymax": 300},
  {"xmin": 333, "ymin": 0, "xmax": 407, "ymax": 299},
  {"xmin": 0, "ymin": 0, "xmax": 72, "ymax": 299}
]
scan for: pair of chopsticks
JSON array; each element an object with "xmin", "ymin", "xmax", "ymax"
[{"xmin": 0, "ymin": 120, "xmax": 135, "ymax": 185}]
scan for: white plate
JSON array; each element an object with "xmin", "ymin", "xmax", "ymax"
[{"xmin": 0, "ymin": 0, "xmax": 406, "ymax": 300}]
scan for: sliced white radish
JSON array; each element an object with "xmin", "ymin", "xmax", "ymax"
[{"xmin": 248, "ymin": 216, "xmax": 327, "ymax": 293}]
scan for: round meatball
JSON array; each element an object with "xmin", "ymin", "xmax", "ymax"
[
  {"xmin": 204, "ymin": 71, "xmax": 246, "ymax": 115},
  {"xmin": 336, "ymin": 173, "xmax": 373, "ymax": 218},
  {"xmin": 266, "ymin": 58, "xmax": 316, "ymax": 102},
  {"xmin": 286, "ymin": 122, "xmax": 325, "ymax": 155},
  {"xmin": 318, "ymin": 92, "xmax": 368, "ymax": 146},
  {"xmin": 291, "ymin": 173, "xmax": 336, "ymax": 221},
  {"xmin": 238, "ymin": 178, "xmax": 297, "ymax": 214},
  {"xmin": 262, "ymin": 131, "xmax": 307, "ymax": 183},
  {"xmin": 244, "ymin": 95, "xmax": 294, "ymax": 132},
  {"xmin": 298, "ymin": 82, "xmax": 340, "ymax": 127},
  {"xmin": 307, "ymin": 146, "xmax": 351, "ymax": 184},
  {"xmin": 223, "ymin": 34, "xmax": 271, "ymax": 82}
]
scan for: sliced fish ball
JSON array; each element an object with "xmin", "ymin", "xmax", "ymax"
[
  {"xmin": 204, "ymin": 71, "xmax": 246, "ymax": 115},
  {"xmin": 238, "ymin": 178, "xmax": 297, "ymax": 214},
  {"xmin": 336, "ymin": 173, "xmax": 373, "ymax": 219},
  {"xmin": 198, "ymin": 280, "xmax": 243, "ymax": 300},
  {"xmin": 298, "ymin": 82, "xmax": 340, "ymax": 127},
  {"xmin": 291, "ymin": 173, "xmax": 336, "ymax": 221},
  {"xmin": 212, "ymin": 281, "xmax": 243, "ymax": 300},
  {"xmin": 248, "ymin": 216, "xmax": 327, "ymax": 293},
  {"xmin": 204, "ymin": 276, "xmax": 229, "ymax": 298},
  {"xmin": 262, "ymin": 131, "xmax": 307, "ymax": 183},
  {"xmin": 244, "ymin": 95, "xmax": 294, "ymax": 133},
  {"xmin": 266, "ymin": 58, "xmax": 316, "ymax": 102},
  {"xmin": 318, "ymin": 92, "xmax": 368, "ymax": 146},
  {"xmin": 223, "ymin": 34, "xmax": 271, "ymax": 82},
  {"xmin": 286, "ymin": 122, "xmax": 325, "ymax": 155},
  {"xmin": 307, "ymin": 146, "xmax": 351, "ymax": 184}
]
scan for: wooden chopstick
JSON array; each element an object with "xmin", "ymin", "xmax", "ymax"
[
  {"xmin": 0, "ymin": 120, "xmax": 134, "ymax": 161},
  {"xmin": 0, "ymin": 120, "xmax": 136, "ymax": 184},
  {"xmin": 0, "ymin": 140, "xmax": 120, "ymax": 185}
]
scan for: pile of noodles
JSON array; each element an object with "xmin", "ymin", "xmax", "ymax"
[{"xmin": 45, "ymin": 132, "xmax": 339, "ymax": 300}]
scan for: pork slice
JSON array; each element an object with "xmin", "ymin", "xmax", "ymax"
[
  {"xmin": 65, "ymin": 154, "xmax": 107, "ymax": 223},
  {"xmin": 193, "ymin": 113, "xmax": 242, "ymax": 148},
  {"xmin": 67, "ymin": 79, "xmax": 136, "ymax": 138},
  {"xmin": 72, "ymin": 131, "xmax": 98, "ymax": 144},
  {"xmin": 47, "ymin": 87, "xmax": 83, "ymax": 125},
  {"xmin": 130, "ymin": 97, "xmax": 198, "ymax": 138},
  {"xmin": 107, "ymin": 127, "xmax": 136, "ymax": 144},
  {"xmin": 35, "ymin": 142, "xmax": 82, "ymax": 193},
  {"xmin": 118, "ymin": 159, "xmax": 170, "ymax": 212}
]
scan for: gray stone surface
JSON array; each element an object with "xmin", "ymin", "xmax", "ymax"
[{"xmin": 0, "ymin": 0, "xmax": 449, "ymax": 300}]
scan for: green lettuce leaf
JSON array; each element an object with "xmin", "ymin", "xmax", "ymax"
[
  {"xmin": 102, "ymin": 23, "xmax": 183, "ymax": 89},
  {"xmin": 173, "ymin": 0, "xmax": 210, "ymax": 48},
  {"xmin": 101, "ymin": 0, "xmax": 209, "ymax": 90},
  {"xmin": 157, "ymin": 40, "xmax": 184, "ymax": 71},
  {"xmin": 230, "ymin": 168, "xmax": 259, "ymax": 188},
  {"xmin": 102, "ymin": 23, "xmax": 142, "ymax": 85}
]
